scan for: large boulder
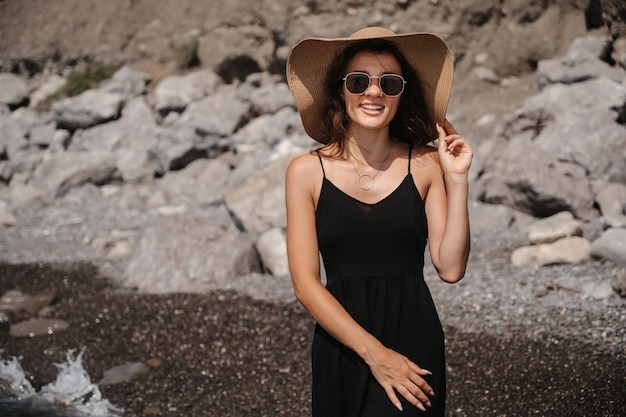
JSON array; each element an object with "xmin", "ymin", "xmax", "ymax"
[
  {"xmin": 225, "ymin": 154, "xmax": 293, "ymax": 234},
  {"xmin": 173, "ymin": 90, "xmax": 251, "ymax": 138},
  {"xmin": 153, "ymin": 69, "xmax": 222, "ymax": 116},
  {"xmin": 124, "ymin": 205, "xmax": 260, "ymax": 293},
  {"xmin": 591, "ymin": 227, "xmax": 626, "ymax": 264},
  {"xmin": 69, "ymin": 97, "xmax": 162, "ymax": 182},
  {"xmin": 32, "ymin": 151, "xmax": 120, "ymax": 198},
  {"xmin": 51, "ymin": 90, "xmax": 124, "ymax": 130},
  {"xmin": 476, "ymin": 49, "xmax": 626, "ymax": 219}
]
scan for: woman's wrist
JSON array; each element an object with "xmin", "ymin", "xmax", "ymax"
[
  {"xmin": 443, "ymin": 171, "xmax": 469, "ymax": 185},
  {"xmin": 357, "ymin": 334, "xmax": 385, "ymax": 364}
]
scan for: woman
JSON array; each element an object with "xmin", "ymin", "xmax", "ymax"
[{"xmin": 285, "ymin": 27, "xmax": 472, "ymax": 416}]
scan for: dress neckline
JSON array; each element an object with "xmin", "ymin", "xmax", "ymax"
[{"xmin": 321, "ymin": 174, "xmax": 416, "ymax": 207}]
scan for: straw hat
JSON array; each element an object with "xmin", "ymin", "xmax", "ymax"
[{"xmin": 286, "ymin": 27, "xmax": 454, "ymax": 144}]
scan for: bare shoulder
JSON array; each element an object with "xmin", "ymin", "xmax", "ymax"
[
  {"xmin": 410, "ymin": 144, "xmax": 442, "ymax": 173},
  {"xmin": 286, "ymin": 151, "xmax": 325, "ymax": 193},
  {"xmin": 287, "ymin": 151, "xmax": 322, "ymax": 178}
]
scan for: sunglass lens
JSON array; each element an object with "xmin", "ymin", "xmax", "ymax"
[
  {"xmin": 380, "ymin": 75, "xmax": 404, "ymax": 96},
  {"xmin": 345, "ymin": 73, "xmax": 369, "ymax": 94}
]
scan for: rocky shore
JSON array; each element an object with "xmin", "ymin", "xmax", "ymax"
[{"xmin": 1, "ymin": 0, "xmax": 626, "ymax": 416}]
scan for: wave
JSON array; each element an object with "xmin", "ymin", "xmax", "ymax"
[{"xmin": 0, "ymin": 349, "xmax": 122, "ymax": 417}]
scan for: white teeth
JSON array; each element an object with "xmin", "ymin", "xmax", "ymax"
[{"xmin": 361, "ymin": 104, "xmax": 384, "ymax": 110}]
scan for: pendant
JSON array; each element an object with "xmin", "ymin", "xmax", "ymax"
[{"xmin": 357, "ymin": 174, "xmax": 375, "ymax": 191}]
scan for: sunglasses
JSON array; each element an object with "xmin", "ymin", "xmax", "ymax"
[{"xmin": 342, "ymin": 71, "xmax": 406, "ymax": 97}]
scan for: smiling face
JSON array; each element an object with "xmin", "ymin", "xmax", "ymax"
[{"xmin": 343, "ymin": 51, "xmax": 402, "ymax": 136}]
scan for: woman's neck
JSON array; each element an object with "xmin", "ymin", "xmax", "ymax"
[{"xmin": 344, "ymin": 127, "xmax": 393, "ymax": 165}]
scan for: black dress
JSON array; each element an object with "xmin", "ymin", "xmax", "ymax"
[{"xmin": 312, "ymin": 147, "xmax": 446, "ymax": 417}]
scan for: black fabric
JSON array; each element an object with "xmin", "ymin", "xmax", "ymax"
[{"xmin": 312, "ymin": 150, "xmax": 446, "ymax": 417}]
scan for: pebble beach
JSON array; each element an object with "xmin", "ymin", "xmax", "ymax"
[{"xmin": 1, "ymin": 252, "xmax": 624, "ymax": 417}]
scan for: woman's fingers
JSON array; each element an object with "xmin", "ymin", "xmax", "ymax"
[
  {"xmin": 395, "ymin": 386, "xmax": 426, "ymax": 412},
  {"xmin": 394, "ymin": 378, "xmax": 432, "ymax": 412},
  {"xmin": 382, "ymin": 385, "xmax": 404, "ymax": 411},
  {"xmin": 444, "ymin": 137, "xmax": 468, "ymax": 154},
  {"xmin": 436, "ymin": 122, "xmax": 447, "ymax": 142},
  {"xmin": 435, "ymin": 121, "xmax": 473, "ymax": 176},
  {"xmin": 384, "ymin": 364, "xmax": 435, "ymax": 411},
  {"xmin": 367, "ymin": 347, "xmax": 436, "ymax": 411}
]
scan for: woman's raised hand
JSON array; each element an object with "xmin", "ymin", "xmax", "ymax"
[{"xmin": 436, "ymin": 120, "xmax": 473, "ymax": 177}]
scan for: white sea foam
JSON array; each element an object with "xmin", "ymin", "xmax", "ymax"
[
  {"xmin": 0, "ymin": 349, "xmax": 122, "ymax": 417},
  {"xmin": 0, "ymin": 355, "xmax": 35, "ymax": 397}
]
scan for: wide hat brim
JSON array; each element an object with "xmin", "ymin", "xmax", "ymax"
[{"xmin": 286, "ymin": 27, "xmax": 454, "ymax": 144}]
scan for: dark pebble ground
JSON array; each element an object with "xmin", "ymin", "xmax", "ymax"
[{"xmin": 0, "ymin": 262, "xmax": 624, "ymax": 417}]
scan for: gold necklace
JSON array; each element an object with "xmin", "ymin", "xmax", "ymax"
[{"xmin": 347, "ymin": 142, "xmax": 392, "ymax": 191}]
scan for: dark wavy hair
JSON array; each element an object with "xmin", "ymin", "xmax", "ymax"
[{"xmin": 320, "ymin": 39, "xmax": 436, "ymax": 156}]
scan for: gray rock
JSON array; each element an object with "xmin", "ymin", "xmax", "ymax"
[
  {"xmin": 224, "ymin": 272, "xmax": 296, "ymax": 303},
  {"xmin": 120, "ymin": 96, "xmax": 157, "ymax": 125},
  {"xmin": 529, "ymin": 79, "xmax": 626, "ymax": 183},
  {"xmin": 477, "ymin": 144, "xmax": 596, "ymax": 219},
  {"xmin": 613, "ymin": 270, "xmax": 626, "ymax": 297},
  {"xmin": 174, "ymin": 90, "xmax": 250, "ymax": 138},
  {"xmin": 537, "ymin": 51, "xmax": 624, "ymax": 88},
  {"xmin": 91, "ymin": 229, "xmax": 138, "ymax": 259},
  {"xmin": 99, "ymin": 66, "xmax": 151, "ymax": 101},
  {"xmin": 28, "ymin": 74, "xmax": 67, "ymax": 109},
  {"xmin": 225, "ymin": 155, "xmax": 293, "ymax": 234},
  {"xmin": 156, "ymin": 157, "xmax": 230, "ymax": 207},
  {"xmin": 256, "ymin": 227, "xmax": 289, "ymax": 276},
  {"xmin": 248, "ymin": 82, "xmax": 294, "ymax": 115},
  {"xmin": 468, "ymin": 201, "xmax": 515, "ymax": 231},
  {"xmin": 154, "ymin": 126, "xmax": 226, "ymax": 171},
  {"xmin": 115, "ymin": 148, "xmax": 162, "ymax": 183},
  {"xmin": 124, "ymin": 206, "xmax": 259, "ymax": 293},
  {"xmin": 477, "ymin": 77, "xmax": 626, "ymax": 218},
  {"xmin": 472, "ymin": 66, "xmax": 500, "ymax": 84},
  {"xmin": 591, "ymin": 228, "xmax": 626, "ymax": 264},
  {"xmin": 526, "ymin": 211, "xmax": 583, "ymax": 244},
  {"xmin": 51, "ymin": 90, "xmax": 124, "ymax": 130},
  {"xmin": 29, "ymin": 123, "xmax": 57, "ymax": 147},
  {"xmin": 511, "ymin": 236, "xmax": 592, "ymax": 268},
  {"xmin": 566, "ymin": 36, "xmax": 613, "ymax": 61},
  {"xmin": 595, "ymin": 183, "xmax": 626, "ymax": 216},
  {"xmin": 9, "ymin": 183, "xmax": 44, "ymax": 206},
  {"xmin": 32, "ymin": 151, "xmax": 120, "ymax": 198},
  {"xmin": 154, "ymin": 69, "xmax": 221, "ymax": 116},
  {"xmin": 0, "ymin": 208, "xmax": 17, "ymax": 228},
  {"xmin": 9, "ymin": 318, "xmax": 70, "ymax": 337},
  {"xmin": 581, "ymin": 280, "xmax": 617, "ymax": 300},
  {"xmin": 69, "ymin": 97, "xmax": 161, "ymax": 182},
  {"xmin": 601, "ymin": 215, "xmax": 626, "ymax": 229},
  {"xmin": 232, "ymin": 106, "xmax": 303, "ymax": 147},
  {"xmin": 97, "ymin": 362, "xmax": 150, "ymax": 386},
  {"xmin": 47, "ymin": 130, "xmax": 72, "ymax": 153},
  {"xmin": 0, "ymin": 73, "xmax": 29, "ymax": 108},
  {"xmin": 0, "ymin": 115, "xmax": 29, "ymax": 159},
  {"xmin": 236, "ymin": 72, "xmax": 283, "ymax": 98}
]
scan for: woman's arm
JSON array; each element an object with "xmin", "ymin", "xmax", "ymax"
[
  {"xmin": 424, "ymin": 121, "xmax": 473, "ymax": 283},
  {"xmin": 285, "ymin": 154, "xmax": 435, "ymax": 412}
]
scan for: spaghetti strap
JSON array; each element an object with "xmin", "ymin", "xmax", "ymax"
[
  {"xmin": 408, "ymin": 144, "xmax": 413, "ymax": 174},
  {"xmin": 316, "ymin": 149, "xmax": 326, "ymax": 178}
]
